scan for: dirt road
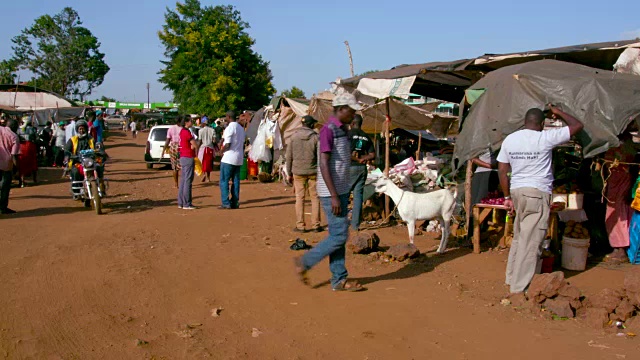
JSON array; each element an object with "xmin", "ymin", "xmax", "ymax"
[{"xmin": 1, "ymin": 131, "xmax": 638, "ymax": 359}]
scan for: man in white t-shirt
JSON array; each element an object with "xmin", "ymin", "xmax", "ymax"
[
  {"xmin": 497, "ymin": 105, "xmax": 583, "ymax": 294},
  {"xmin": 219, "ymin": 110, "xmax": 246, "ymax": 209}
]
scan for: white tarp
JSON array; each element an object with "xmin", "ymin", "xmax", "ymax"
[
  {"xmin": 0, "ymin": 91, "xmax": 74, "ymax": 110},
  {"xmin": 614, "ymin": 48, "xmax": 640, "ymax": 76},
  {"xmin": 356, "ymin": 76, "xmax": 416, "ymax": 100}
]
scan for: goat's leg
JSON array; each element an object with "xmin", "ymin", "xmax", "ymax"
[
  {"xmin": 437, "ymin": 219, "xmax": 451, "ymax": 254},
  {"xmin": 407, "ymin": 219, "xmax": 416, "ymax": 244}
]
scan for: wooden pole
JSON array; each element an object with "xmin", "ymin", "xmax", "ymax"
[
  {"xmin": 344, "ymin": 41, "xmax": 355, "ymax": 77},
  {"xmin": 416, "ymin": 132, "xmax": 422, "ymax": 160},
  {"xmin": 384, "ymin": 98, "xmax": 391, "ymax": 220},
  {"xmin": 464, "ymin": 160, "xmax": 473, "ymax": 235}
]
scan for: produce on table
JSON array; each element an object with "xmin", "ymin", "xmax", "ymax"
[{"xmin": 480, "ymin": 191, "xmax": 505, "ymax": 205}]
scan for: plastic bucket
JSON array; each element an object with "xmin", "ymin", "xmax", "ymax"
[
  {"xmin": 240, "ymin": 158, "xmax": 248, "ymax": 180},
  {"xmin": 561, "ymin": 236, "xmax": 590, "ymax": 271},
  {"xmin": 248, "ymin": 159, "xmax": 258, "ymax": 176}
]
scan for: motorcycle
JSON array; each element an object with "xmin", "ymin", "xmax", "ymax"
[{"xmin": 68, "ymin": 148, "xmax": 108, "ymax": 215}]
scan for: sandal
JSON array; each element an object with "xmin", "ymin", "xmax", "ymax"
[
  {"xmin": 332, "ymin": 279, "xmax": 365, "ymax": 292},
  {"xmin": 294, "ymin": 257, "xmax": 309, "ymax": 286}
]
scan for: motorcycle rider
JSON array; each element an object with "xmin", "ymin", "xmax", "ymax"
[{"xmin": 64, "ymin": 120, "xmax": 106, "ymax": 197}]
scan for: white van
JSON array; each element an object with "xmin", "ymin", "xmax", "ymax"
[{"xmin": 145, "ymin": 125, "xmax": 172, "ymax": 169}]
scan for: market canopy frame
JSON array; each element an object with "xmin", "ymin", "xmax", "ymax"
[{"xmin": 339, "ymin": 39, "xmax": 640, "ymax": 102}]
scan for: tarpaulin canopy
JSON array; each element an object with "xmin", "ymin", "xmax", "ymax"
[
  {"xmin": 340, "ymin": 39, "xmax": 640, "ymax": 102},
  {"xmin": 308, "ymin": 96, "xmax": 458, "ymax": 138},
  {"xmin": 453, "ymin": 59, "xmax": 640, "ymax": 167},
  {"xmin": 0, "ymin": 84, "xmax": 77, "ymax": 110},
  {"xmin": 32, "ymin": 107, "xmax": 86, "ymax": 126},
  {"xmin": 246, "ymin": 97, "xmax": 310, "ymax": 145}
]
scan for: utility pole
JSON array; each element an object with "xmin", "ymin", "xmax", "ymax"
[
  {"xmin": 146, "ymin": 83, "xmax": 150, "ymax": 111},
  {"xmin": 344, "ymin": 41, "xmax": 355, "ymax": 77}
]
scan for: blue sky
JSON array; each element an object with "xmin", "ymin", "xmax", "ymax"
[{"xmin": 1, "ymin": 0, "xmax": 638, "ymax": 103}]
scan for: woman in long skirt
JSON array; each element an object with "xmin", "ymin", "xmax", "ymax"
[
  {"xmin": 17, "ymin": 120, "xmax": 38, "ymax": 187},
  {"xmin": 604, "ymin": 133, "xmax": 636, "ymax": 263}
]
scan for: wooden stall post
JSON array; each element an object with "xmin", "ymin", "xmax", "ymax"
[
  {"xmin": 384, "ymin": 98, "xmax": 391, "ymax": 220},
  {"xmin": 464, "ymin": 160, "xmax": 473, "ymax": 235},
  {"xmin": 416, "ymin": 131, "xmax": 422, "ymax": 160}
]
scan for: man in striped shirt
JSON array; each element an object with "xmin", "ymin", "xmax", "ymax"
[{"xmin": 294, "ymin": 93, "xmax": 365, "ymax": 292}]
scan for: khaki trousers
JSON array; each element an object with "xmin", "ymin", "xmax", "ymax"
[
  {"xmin": 506, "ymin": 187, "xmax": 550, "ymax": 293},
  {"xmin": 293, "ymin": 175, "xmax": 321, "ymax": 230}
]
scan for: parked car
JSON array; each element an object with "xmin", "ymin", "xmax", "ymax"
[
  {"xmin": 104, "ymin": 114, "xmax": 125, "ymax": 127},
  {"xmin": 145, "ymin": 125, "xmax": 172, "ymax": 169}
]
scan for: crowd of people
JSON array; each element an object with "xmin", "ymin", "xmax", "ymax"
[
  {"xmin": 0, "ymin": 109, "xmax": 109, "ymax": 214},
  {"xmin": 3, "ymin": 98, "xmax": 639, "ymax": 297}
]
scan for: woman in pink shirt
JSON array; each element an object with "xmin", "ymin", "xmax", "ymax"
[{"xmin": 177, "ymin": 117, "xmax": 198, "ymax": 209}]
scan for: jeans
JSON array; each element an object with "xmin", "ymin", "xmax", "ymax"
[
  {"xmin": 0, "ymin": 170, "xmax": 12, "ymax": 210},
  {"xmin": 302, "ymin": 193, "xmax": 350, "ymax": 288},
  {"xmin": 293, "ymin": 174, "xmax": 321, "ymax": 229},
  {"xmin": 220, "ymin": 162, "xmax": 241, "ymax": 208},
  {"xmin": 178, "ymin": 157, "xmax": 195, "ymax": 207},
  {"xmin": 349, "ymin": 165, "xmax": 367, "ymax": 230}
]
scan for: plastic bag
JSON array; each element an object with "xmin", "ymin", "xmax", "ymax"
[
  {"xmin": 290, "ymin": 239, "xmax": 312, "ymax": 251},
  {"xmin": 249, "ymin": 124, "xmax": 272, "ymax": 162},
  {"xmin": 194, "ymin": 157, "xmax": 203, "ymax": 176}
]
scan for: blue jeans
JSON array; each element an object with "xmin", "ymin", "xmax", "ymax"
[
  {"xmin": 350, "ymin": 165, "xmax": 367, "ymax": 230},
  {"xmin": 220, "ymin": 162, "xmax": 240, "ymax": 208},
  {"xmin": 302, "ymin": 193, "xmax": 350, "ymax": 288}
]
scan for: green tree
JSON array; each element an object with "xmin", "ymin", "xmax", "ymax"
[
  {"xmin": 0, "ymin": 60, "xmax": 18, "ymax": 84},
  {"xmin": 100, "ymin": 96, "xmax": 117, "ymax": 102},
  {"xmin": 8, "ymin": 7, "xmax": 109, "ymax": 99},
  {"xmin": 281, "ymin": 86, "xmax": 305, "ymax": 99},
  {"xmin": 158, "ymin": 0, "xmax": 275, "ymax": 115},
  {"xmin": 356, "ymin": 70, "xmax": 380, "ymax": 77}
]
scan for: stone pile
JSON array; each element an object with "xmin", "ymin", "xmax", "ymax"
[{"xmin": 504, "ymin": 268, "xmax": 640, "ymax": 332}]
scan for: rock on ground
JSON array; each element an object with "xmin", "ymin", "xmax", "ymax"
[
  {"xmin": 387, "ymin": 243, "xmax": 420, "ymax": 261},
  {"xmin": 626, "ymin": 289, "xmax": 640, "ymax": 308},
  {"xmin": 544, "ymin": 298, "xmax": 574, "ymax": 318},
  {"xmin": 556, "ymin": 295, "xmax": 582, "ymax": 311},
  {"xmin": 348, "ymin": 232, "xmax": 380, "ymax": 254},
  {"xmin": 615, "ymin": 298, "xmax": 636, "ymax": 321},
  {"xmin": 625, "ymin": 316, "xmax": 640, "ymax": 332},
  {"xmin": 587, "ymin": 288, "xmax": 623, "ymax": 313},
  {"xmin": 585, "ymin": 308, "xmax": 610, "ymax": 329},
  {"xmin": 624, "ymin": 267, "xmax": 640, "ymax": 293},
  {"xmin": 508, "ymin": 292, "xmax": 528, "ymax": 307},
  {"xmin": 528, "ymin": 272, "xmax": 565, "ymax": 302},
  {"xmin": 558, "ymin": 283, "xmax": 581, "ymax": 300}
]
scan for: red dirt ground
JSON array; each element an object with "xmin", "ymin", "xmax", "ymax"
[{"xmin": 1, "ymin": 131, "xmax": 639, "ymax": 359}]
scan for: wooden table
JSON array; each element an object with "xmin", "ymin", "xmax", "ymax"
[
  {"xmin": 472, "ymin": 204, "xmax": 512, "ymax": 254},
  {"xmin": 472, "ymin": 203, "xmax": 560, "ymax": 254}
]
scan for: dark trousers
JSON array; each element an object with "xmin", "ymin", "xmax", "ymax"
[
  {"xmin": 53, "ymin": 146, "xmax": 64, "ymax": 166},
  {"xmin": 0, "ymin": 170, "xmax": 13, "ymax": 210}
]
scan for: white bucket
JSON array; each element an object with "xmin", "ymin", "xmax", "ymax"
[{"xmin": 561, "ymin": 236, "xmax": 590, "ymax": 271}]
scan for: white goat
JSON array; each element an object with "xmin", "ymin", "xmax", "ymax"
[{"xmin": 374, "ymin": 177, "xmax": 457, "ymax": 254}]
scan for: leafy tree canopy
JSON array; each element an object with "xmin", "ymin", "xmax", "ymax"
[
  {"xmin": 356, "ymin": 70, "xmax": 381, "ymax": 77},
  {"xmin": 6, "ymin": 7, "xmax": 109, "ymax": 100},
  {"xmin": 99, "ymin": 96, "xmax": 117, "ymax": 102},
  {"xmin": 158, "ymin": 0, "xmax": 275, "ymax": 116},
  {"xmin": 281, "ymin": 86, "xmax": 305, "ymax": 99},
  {"xmin": 0, "ymin": 59, "xmax": 18, "ymax": 84}
]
